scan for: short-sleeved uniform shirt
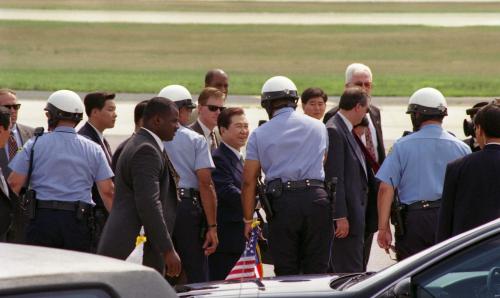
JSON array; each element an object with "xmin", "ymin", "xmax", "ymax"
[
  {"xmin": 164, "ymin": 125, "xmax": 215, "ymax": 189},
  {"xmin": 376, "ymin": 124, "xmax": 471, "ymax": 204},
  {"xmin": 9, "ymin": 126, "xmax": 114, "ymax": 204},
  {"xmin": 246, "ymin": 107, "xmax": 328, "ymax": 183}
]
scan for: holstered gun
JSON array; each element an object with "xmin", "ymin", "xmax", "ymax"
[
  {"xmin": 390, "ymin": 178, "xmax": 406, "ymax": 237},
  {"xmin": 257, "ymin": 176, "xmax": 273, "ymax": 222}
]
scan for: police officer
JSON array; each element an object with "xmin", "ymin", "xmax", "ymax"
[
  {"xmin": 8, "ymin": 90, "xmax": 114, "ymax": 252},
  {"xmin": 376, "ymin": 87, "xmax": 471, "ymax": 260},
  {"xmin": 242, "ymin": 76, "xmax": 331, "ymax": 275},
  {"xmin": 158, "ymin": 85, "xmax": 218, "ymax": 283}
]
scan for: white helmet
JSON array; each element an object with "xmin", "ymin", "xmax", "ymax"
[
  {"xmin": 406, "ymin": 87, "xmax": 448, "ymax": 116},
  {"xmin": 158, "ymin": 85, "xmax": 196, "ymax": 109},
  {"xmin": 45, "ymin": 90, "xmax": 84, "ymax": 125},
  {"xmin": 261, "ymin": 76, "xmax": 299, "ymax": 103}
]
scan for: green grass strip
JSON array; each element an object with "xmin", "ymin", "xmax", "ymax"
[{"xmin": 1, "ymin": 21, "xmax": 500, "ymax": 96}]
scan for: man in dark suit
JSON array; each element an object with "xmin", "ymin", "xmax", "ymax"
[
  {"xmin": 208, "ymin": 107, "xmax": 249, "ymax": 281},
  {"xmin": 0, "ymin": 89, "xmax": 34, "ymax": 243},
  {"xmin": 0, "ymin": 107, "xmax": 20, "ymax": 241},
  {"xmin": 78, "ymin": 92, "xmax": 117, "ymax": 251},
  {"xmin": 189, "ymin": 88, "xmax": 225, "ymax": 153},
  {"xmin": 323, "ymin": 63, "xmax": 385, "ymax": 270},
  {"xmin": 98, "ymin": 97, "xmax": 181, "ymax": 278},
  {"xmin": 437, "ymin": 102, "xmax": 500, "ymax": 242},
  {"xmin": 325, "ymin": 86, "xmax": 371, "ymax": 273},
  {"xmin": 111, "ymin": 100, "xmax": 148, "ymax": 172}
]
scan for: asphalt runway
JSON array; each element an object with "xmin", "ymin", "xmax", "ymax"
[{"xmin": 2, "ymin": 8, "xmax": 500, "ymax": 26}]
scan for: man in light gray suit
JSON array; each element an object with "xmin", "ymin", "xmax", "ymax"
[
  {"xmin": 0, "ymin": 89, "xmax": 34, "ymax": 243},
  {"xmin": 325, "ymin": 86, "xmax": 372, "ymax": 273},
  {"xmin": 98, "ymin": 97, "xmax": 181, "ymax": 278}
]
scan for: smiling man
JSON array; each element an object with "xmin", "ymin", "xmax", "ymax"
[{"xmin": 208, "ymin": 107, "xmax": 249, "ymax": 281}]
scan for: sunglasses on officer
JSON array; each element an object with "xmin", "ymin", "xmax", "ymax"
[
  {"xmin": 1, "ymin": 104, "xmax": 21, "ymax": 111},
  {"xmin": 204, "ymin": 105, "xmax": 226, "ymax": 112}
]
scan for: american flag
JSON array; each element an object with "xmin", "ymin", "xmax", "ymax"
[{"xmin": 225, "ymin": 222, "xmax": 263, "ymax": 280}]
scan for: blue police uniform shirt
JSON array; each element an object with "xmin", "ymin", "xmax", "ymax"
[
  {"xmin": 246, "ymin": 107, "xmax": 328, "ymax": 183},
  {"xmin": 9, "ymin": 126, "xmax": 113, "ymax": 204},
  {"xmin": 164, "ymin": 125, "xmax": 215, "ymax": 189},
  {"xmin": 376, "ymin": 124, "xmax": 471, "ymax": 204}
]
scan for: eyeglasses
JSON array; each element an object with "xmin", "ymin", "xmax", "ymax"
[
  {"xmin": 352, "ymin": 81, "xmax": 372, "ymax": 89},
  {"xmin": 205, "ymin": 105, "xmax": 226, "ymax": 112},
  {"xmin": 1, "ymin": 104, "xmax": 21, "ymax": 110}
]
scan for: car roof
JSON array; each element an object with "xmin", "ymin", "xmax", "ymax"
[{"xmin": 0, "ymin": 243, "xmax": 177, "ymax": 298}]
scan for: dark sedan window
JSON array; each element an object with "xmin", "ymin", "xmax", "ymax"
[
  {"xmin": 3, "ymin": 288, "xmax": 112, "ymax": 298},
  {"xmin": 413, "ymin": 234, "xmax": 500, "ymax": 298}
]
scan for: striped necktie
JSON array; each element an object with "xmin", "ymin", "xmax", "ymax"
[{"xmin": 8, "ymin": 131, "xmax": 18, "ymax": 160}]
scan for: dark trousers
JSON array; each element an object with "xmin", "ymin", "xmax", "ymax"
[
  {"xmin": 208, "ymin": 252, "xmax": 240, "ymax": 281},
  {"xmin": 269, "ymin": 187, "xmax": 332, "ymax": 276},
  {"xmin": 173, "ymin": 199, "xmax": 208, "ymax": 283},
  {"xmin": 5, "ymin": 206, "xmax": 30, "ymax": 244},
  {"xmin": 26, "ymin": 209, "xmax": 91, "ymax": 252},
  {"xmin": 395, "ymin": 207, "xmax": 439, "ymax": 261},
  {"xmin": 330, "ymin": 234, "xmax": 364, "ymax": 273}
]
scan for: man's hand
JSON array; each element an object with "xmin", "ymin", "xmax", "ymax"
[
  {"xmin": 203, "ymin": 227, "xmax": 218, "ymax": 256},
  {"xmin": 377, "ymin": 228, "xmax": 393, "ymax": 251},
  {"xmin": 244, "ymin": 222, "xmax": 252, "ymax": 240},
  {"xmin": 334, "ymin": 218, "xmax": 349, "ymax": 238},
  {"xmin": 164, "ymin": 248, "xmax": 181, "ymax": 277}
]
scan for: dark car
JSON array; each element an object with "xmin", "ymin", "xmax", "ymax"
[
  {"xmin": 177, "ymin": 218, "xmax": 500, "ymax": 297},
  {"xmin": 0, "ymin": 243, "xmax": 177, "ymax": 298}
]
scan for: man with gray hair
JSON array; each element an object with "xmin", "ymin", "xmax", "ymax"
[{"xmin": 324, "ymin": 63, "xmax": 385, "ymax": 270}]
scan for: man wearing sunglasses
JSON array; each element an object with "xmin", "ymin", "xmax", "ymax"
[
  {"xmin": 324, "ymin": 63, "xmax": 385, "ymax": 271},
  {"xmin": 189, "ymin": 88, "xmax": 225, "ymax": 154},
  {"xmin": 0, "ymin": 89, "xmax": 34, "ymax": 244}
]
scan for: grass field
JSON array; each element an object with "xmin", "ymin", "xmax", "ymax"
[
  {"xmin": 2, "ymin": 0, "xmax": 500, "ymax": 13},
  {"xmin": 1, "ymin": 20, "xmax": 500, "ymax": 96}
]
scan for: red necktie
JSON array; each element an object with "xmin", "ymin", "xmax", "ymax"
[
  {"xmin": 364, "ymin": 127, "xmax": 377, "ymax": 162},
  {"xmin": 8, "ymin": 132, "xmax": 18, "ymax": 160}
]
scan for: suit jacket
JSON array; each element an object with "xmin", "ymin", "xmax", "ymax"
[
  {"xmin": 0, "ymin": 123, "xmax": 33, "ymax": 243},
  {"xmin": 325, "ymin": 114, "xmax": 369, "ymax": 236},
  {"xmin": 0, "ymin": 181, "xmax": 18, "ymax": 238},
  {"xmin": 436, "ymin": 144, "xmax": 500, "ymax": 242},
  {"xmin": 189, "ymin": 120, "xmax": 221, "ymax": 148},
  {"xmin": 98, "ymin": 129, "xmax": 178, "ymax": 272},
  {"xmin": 211, "ymin": 143, "xmax": 245, "ymax": 253},
  {"xmin": 111, "ymin": 135, "xmax": 132, "ymax": 173},
  {"xmin": 0, "ymin": 123, "xmax": 34, "ymax": 178},
  {"xmin": 323, "ymin": 105, "xmax": 386, "ymax": 163},
  {"xmin": 78, "ymin": 122, "xmax": 112, "ymax": 210}
]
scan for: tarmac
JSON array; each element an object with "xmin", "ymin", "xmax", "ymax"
[{"xmin": 2, "ymin": 8, "xmax": 500, "ymax": 27}]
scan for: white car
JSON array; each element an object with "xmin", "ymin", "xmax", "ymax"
[{"xmin": 0, "ymin": 243, "xmax": 177, "ymax": 298}]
